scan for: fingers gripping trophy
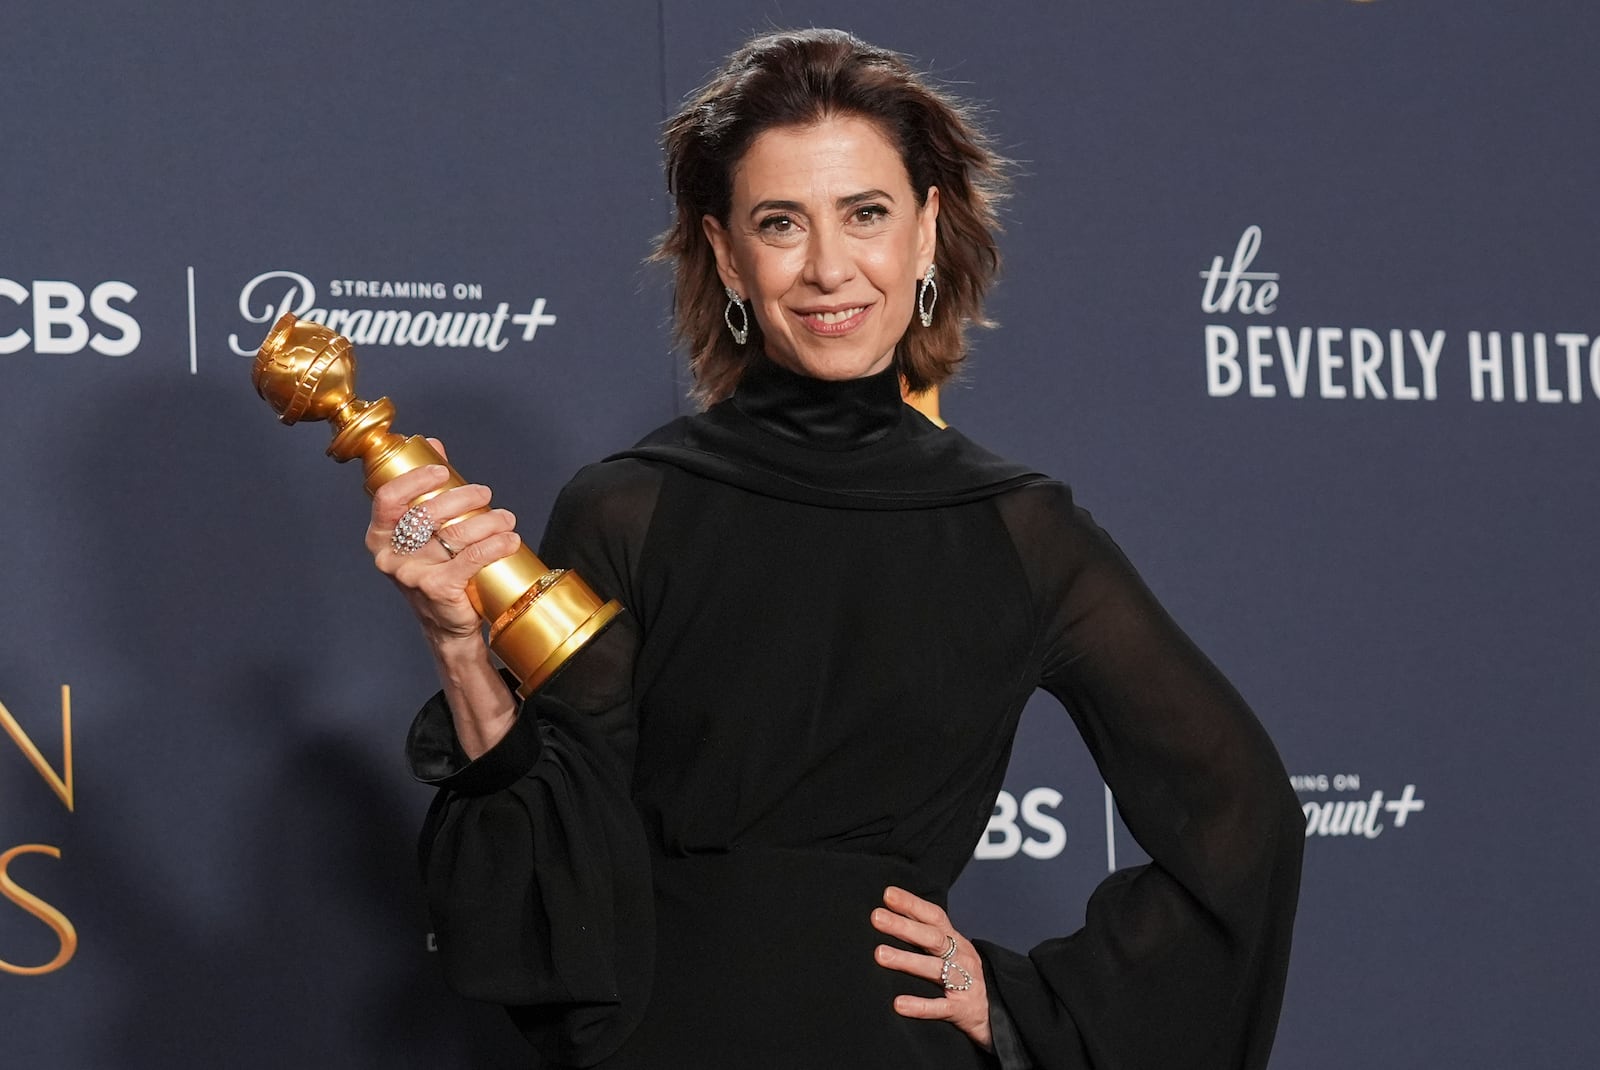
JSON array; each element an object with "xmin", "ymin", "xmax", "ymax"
[{"xmin": 250, "ymin": 312, "xmax": 622, "ymax": 697}]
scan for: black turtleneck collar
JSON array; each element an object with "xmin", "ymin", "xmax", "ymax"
[
  {"xmin": 606, "ymin": 355, "xmax": 1054, "ymax": 511},
  {"xmin": 729, "ymin": 355, "xmax": 905, "ymax": 451}
]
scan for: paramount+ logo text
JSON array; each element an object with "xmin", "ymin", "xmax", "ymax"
[{"xmin": 0, "ymin": 278, "xmax": 139, "ymax": 356}]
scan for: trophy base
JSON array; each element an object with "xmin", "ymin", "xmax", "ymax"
[
  {"xmin": 507, "ymin": 598, "xmax": 624, "ymax": 698},
  {"xmin": 489, "ymin": 567, "xmax": 625, "ymax": 697}
]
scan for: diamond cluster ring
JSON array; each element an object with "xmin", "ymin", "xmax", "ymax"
[{"xmin": 391, "ymin": 504, "xmax": 436, "ymax": 555}]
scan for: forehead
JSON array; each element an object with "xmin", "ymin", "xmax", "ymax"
[{"xmin": 731, "ymin": 115, "xmax": 912, "ymax": 202}]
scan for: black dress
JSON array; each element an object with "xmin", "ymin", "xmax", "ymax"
[{"xmin": 407, "ymin": 356, "xmax": 1303, "ymax": 1069}]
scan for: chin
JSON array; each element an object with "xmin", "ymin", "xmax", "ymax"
[{"xmin": 776, "ymin": 347, "xmax": 895, "ymax": 381}]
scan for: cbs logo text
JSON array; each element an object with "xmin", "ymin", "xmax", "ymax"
[{"xmin": 0, "ymin": 279, "xmax": 139, "ymax": 356}]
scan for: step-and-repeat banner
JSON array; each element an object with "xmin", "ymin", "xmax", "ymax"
[{"xmin": 3, "ymin": 3, "xmax": 1593, "ymax": 1066}]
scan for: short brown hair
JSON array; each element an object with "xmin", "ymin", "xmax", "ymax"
[{"xmin": 656, "ymin": 29, "xmax": 1009, "ymax": 405}]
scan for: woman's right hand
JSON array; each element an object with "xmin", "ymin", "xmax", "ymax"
[{"xmin": 365, "ymin": 443, "xmax": 523, "ymax": 651}]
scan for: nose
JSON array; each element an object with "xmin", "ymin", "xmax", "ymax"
[{"xmin": 802, "ymin": 225, "xmax": 855, "ymax": 292}]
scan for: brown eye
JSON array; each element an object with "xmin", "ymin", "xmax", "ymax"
[{"xmin": 851, "ymin": 204, "xmax": 888, "ymax": 225}]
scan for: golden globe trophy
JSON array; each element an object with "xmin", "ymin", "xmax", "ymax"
[{"xmin": 251, "ymin": 312, "xmax": 622, "ymax": 697}]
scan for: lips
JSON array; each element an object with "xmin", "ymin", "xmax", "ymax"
[{"xmin": 795, "ymin": 304, "xmax": 871, "ymax": 335}]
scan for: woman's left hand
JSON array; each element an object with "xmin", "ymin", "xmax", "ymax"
[{"xmin": 871, "ymin": 886, "xmax": 991, "ymax": 1051}]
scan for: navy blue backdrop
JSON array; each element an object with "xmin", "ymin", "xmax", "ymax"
[{"xmin": 2, "ymin": 2, "xmax": 1595, "ymax": 1066}]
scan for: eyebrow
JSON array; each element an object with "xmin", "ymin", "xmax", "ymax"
[{"xmin": 748, "ymin": 189, "xmax": 897, "ymax": 218}]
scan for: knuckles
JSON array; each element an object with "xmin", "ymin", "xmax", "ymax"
[
  {"xmin": 372, "ymin": 483, "xmax": 406, "ymax": 510},
  {"xmin": 391, "ymin": 560, "xmax": 425, "ymax": 587},
  {"xmin": 372, "ymin": 479, "xmax": 424, "ymax": 515},
  {"xmin": 463, "ymin": 531, "xmax": 518, "ymax": 566},
  {"xmin": 372, "ymin": 469, "xmax": 455, "ymax": 520}
]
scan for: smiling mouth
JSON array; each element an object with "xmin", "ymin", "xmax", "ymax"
[
  {"xmin": 809, "ymin": 306, "xmax": 867, "ymax": 324},
  {"xmin": 797, "ymin": 305, "xmax": 871, "ymax": 333}
]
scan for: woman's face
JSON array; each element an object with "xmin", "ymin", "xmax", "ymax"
[{"xmin": 703, "ymin": 115, "xmax": 939, "ymax": 381}]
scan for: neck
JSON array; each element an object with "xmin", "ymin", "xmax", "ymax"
[{"xmin": 729, "ymin": 354, "xmax": 906, "ymax": 450}]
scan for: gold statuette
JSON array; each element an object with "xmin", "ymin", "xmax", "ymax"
[{"xmin": 251, "ymin": 312, "xmax": 622, "ymax": 697}]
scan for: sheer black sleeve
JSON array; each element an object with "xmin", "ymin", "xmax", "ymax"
[
  {"xmin": 404, "ymin": 459, "xmax": 662, "ymax": 1067},
  {"xmin": 977, "ymin": 482, "xmax": 1303, "ymax": 1070}
]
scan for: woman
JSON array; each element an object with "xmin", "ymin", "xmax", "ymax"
[{"xmin": 373, "ymin": 29, "xmax": 1302, "ymax": 1070}]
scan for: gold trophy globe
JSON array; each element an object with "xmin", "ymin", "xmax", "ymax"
[{"xmin": 251, "ymin": 312, "xmax": 622, "ymax": 697}]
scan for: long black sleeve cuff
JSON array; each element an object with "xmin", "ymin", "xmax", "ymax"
[{"xmin": 405, "ymin": 670, "xmax": 545, "ymax": 795}]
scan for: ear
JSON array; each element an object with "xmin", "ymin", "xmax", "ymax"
[
  {"xmin": 701, "ymin": 214, "xmax": 742, "ymax": 295},
  {"xmin": 916, "ymin": 187, "xmax": 940, "ymax": 272}
]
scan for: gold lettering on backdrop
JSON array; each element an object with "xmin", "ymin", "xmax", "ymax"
[
  {"xmin": 0, "ymin": 685, "xmax": 74, "ymax": 811},
  {"xmin": 0, "ymin": 845, "xmax": 78, "ymax": 975},
  {"xmin": 1, "ymin": 685, "xmax": 77, "ymax": 975}
]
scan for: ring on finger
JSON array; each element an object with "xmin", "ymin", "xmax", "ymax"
[
  {"xmin": 434, "ymin": 533, "xmax": 460, "ymax": 558},
  {"xmin": 939, "ymin": 934, "xmax": 973, "ymax": 992},
  {"xmin": 391, "ymin": 504, "xmax": 435, "ymax": 555}
]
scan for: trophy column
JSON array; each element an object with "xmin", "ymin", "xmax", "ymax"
[{"xmin": 251, "ymin": 312, "xmax": 622, "ymax": 696}]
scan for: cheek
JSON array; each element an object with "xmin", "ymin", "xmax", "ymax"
[
  {"xmin": 872, "ymin": 234, "xmax": 922, "ymax": 286},
  {"xmin": 746, "ymin": 251, "xmax": 803, "ymax": 305},
  {"xmin": 868, "ymin": 251, "xmax": 917, "ymax": 300}
]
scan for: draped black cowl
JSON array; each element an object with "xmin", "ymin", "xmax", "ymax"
[{"xmin": 407, "ymin": 355, "xmax": 1304, "ymax": 1069}]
